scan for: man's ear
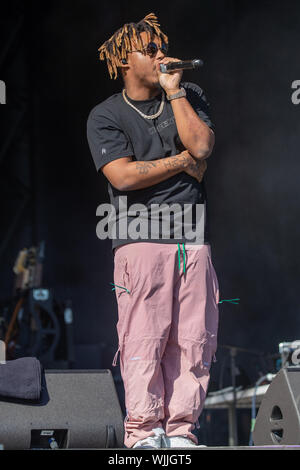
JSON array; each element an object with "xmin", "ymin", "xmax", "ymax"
[
  {"xmin": 118, "ymin": 59, "xmax": 130, "ymax": 79},
  {"xmin": 118, "ymin": 58, "xmax": 129, "ymax": 68}
]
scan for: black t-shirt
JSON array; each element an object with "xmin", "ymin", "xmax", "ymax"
[{"xmin": 87, "ymin": 81, "xmax": 214, "ymax": 252}]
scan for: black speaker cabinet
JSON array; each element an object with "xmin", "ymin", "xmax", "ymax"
[
  {"xmin": 253, "ymin": 367, "xmax": 300, "ymax": 445},
  {"xmin": 0, "ymin": 369, "xmax": 124, "ymax": 449}
]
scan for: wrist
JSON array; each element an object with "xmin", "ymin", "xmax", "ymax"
[
  {"xmin": 178, "ymin": 150, "xmax": 193, "ymax": 169},
  {"xmin": 165, "ymin": 87, "xmax": 186, "ymax": 101},
  {"xmin": 164, "ymin": 87, "xmax": 181, "ymax": 95}
]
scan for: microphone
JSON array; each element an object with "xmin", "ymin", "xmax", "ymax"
[{"xmin": 159, "ymin": 59, "xmax": 203, "ymax": 73}]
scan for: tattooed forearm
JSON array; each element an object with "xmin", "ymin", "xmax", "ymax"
[
  {"xmin": 123, "ymin": 150, "xmax": 201, "ymax": 191},
  {"xmin": 187, "ymin": 158, "xmax": 201, "ymax": 171},
  {"xmin": 135, "ymin": 160, "xmax": 161, "ymax": 174},
  {"xmin": 135, "ymin": 152, "xmax": 192, "ymax": 176},
  {"xmin": 163, "ymin": 153, "xmax": 190, "ymax": 171}
]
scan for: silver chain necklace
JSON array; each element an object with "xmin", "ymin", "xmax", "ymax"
[{"xmin": 122, "ymin": 88, "xmax": 165, "ymax": 120}]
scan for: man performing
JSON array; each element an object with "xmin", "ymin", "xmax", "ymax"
[{"xmin": 87, "ymin": 13, "xmax": 220, "ymax": 449}]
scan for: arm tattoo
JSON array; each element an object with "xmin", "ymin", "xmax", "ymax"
[
  {"xmin": 187, "ymin": 159, "xmax": 201, "ymax": 171},
  {"xmin": 135, "ymin": 161, "xmax": 160, "ymax": 174},
  {"xmin": 163, "ymin": 153, "xmax": 190, "ymax": 171},
  {"xmin": 134, "ymin": 153, "xmax": 192, "ymax": 176}
]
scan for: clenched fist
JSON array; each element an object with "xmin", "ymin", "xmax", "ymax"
[{"xmin": 156, "ymin": 57, "xmax": 183, "ymax": 94}]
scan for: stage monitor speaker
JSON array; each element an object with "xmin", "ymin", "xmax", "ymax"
[
  {"xmin": 253, "ymin": 367, "xmax": 300, "ymax": 445},
  {"xmin": 0, "ymin": 369, "xmax": 124, "ymax": 449}
]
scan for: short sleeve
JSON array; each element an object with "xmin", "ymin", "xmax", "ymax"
[
  {"xmin": 87, "ymin": 110, "xmax": 134, "ymax": 172},
  {"xmin": 182, "ymin": 82, "xmax": 215, "ymax": 133}
]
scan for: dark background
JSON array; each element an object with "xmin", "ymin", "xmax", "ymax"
[{"xmin": 1, "ymin": 0, "xmax": 300, "ymax": 446}]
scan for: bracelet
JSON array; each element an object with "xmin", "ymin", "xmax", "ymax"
[{"xmin": 166, "ymin": 87, "xmax": 187, "ymax": 101}]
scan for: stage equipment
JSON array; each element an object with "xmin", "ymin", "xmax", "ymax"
[
  {"xmin": 3, "ymin": 288, "xmax": 61, "ymax": 365},
  {"xmin": 1, "ymin": 242, "xmax": 75, "ymax": 367},
  {"xmin": 217, "ymin": 344, "xmax": 265, "ymax": 446},
  {"xmin": 0, "ymin": 369, "xmax": 124, "ymax": 449},
  {"xmin": 253, "ymin": 366, "xmax": 300, "ymax": 445},
  {"xmin": 205, "ymin": 344, "xmax": 268, "ymax": 446},
  {"xmin": 13, "ymin": 241, "xmax": 45, "ymax": 293}
]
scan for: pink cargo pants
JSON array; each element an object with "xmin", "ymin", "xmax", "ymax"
[{"xmin": 112, "ymin": 242, "xmax": 219, "ymax": 448}]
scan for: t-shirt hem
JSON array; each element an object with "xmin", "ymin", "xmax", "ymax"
[{"xmin": 112, "ymin": 237, "xmax": 211, "ymax": 254}]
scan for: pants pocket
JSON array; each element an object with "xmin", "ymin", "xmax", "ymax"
[
  {"xmin": 113, "ymin": 254, "xmax": 132, "ymax": 298},
  {"xmin": 112, "ymin": 255, "xmax": 132, "ymax": 367},
  {"xmin": 207, "ymin": 251, "xmax": 220, "ymax": 306},
  {"xmin": 200, "ymin": 330, "xmax": 218, "ymax": 370}
]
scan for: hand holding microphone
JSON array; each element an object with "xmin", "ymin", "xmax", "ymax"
[{"xmin": 157, "ymin": 57, "xmax": 203, "ymax": 94}]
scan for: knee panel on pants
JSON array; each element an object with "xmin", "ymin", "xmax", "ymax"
[{"xmin": 121, "ymin": 337, "xmax": 166, "ymax": 419}]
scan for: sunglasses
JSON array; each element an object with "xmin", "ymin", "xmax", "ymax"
[{"xmin": 132, "ymin": 41, "xmax": 169, "ymax": 57}]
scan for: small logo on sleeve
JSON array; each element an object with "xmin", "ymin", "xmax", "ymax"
[{"xmin": 101, "ymin": 148, "xmax": 107, "ymax": 155}]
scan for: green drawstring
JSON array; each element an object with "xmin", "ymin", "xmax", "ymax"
[
  {"xmin": 177, "ymin": 243, "xmax": 180, "ymax": 271},
  {"xmin": 219, "ymin": 298, "xmax": 240, "ymax": 304},
  {"xmin": 110, "ymin": 282, "xmax": 130, "ymax": 294},
  {"xmin": 177, "ymin": 243, "xmax": 186, "ymax": 273},
  {"xmin": 111, "ymin": 263, "xmax": 239, "ymax": 305}
]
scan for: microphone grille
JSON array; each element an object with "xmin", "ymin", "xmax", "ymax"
[{"xmin": 193, "ymin": 59, "xmax": 204, "ymax": 68}]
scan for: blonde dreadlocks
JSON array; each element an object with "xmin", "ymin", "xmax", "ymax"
[{"xmin": 98, "ymin": 12, "xmax": 169, "ymax": 80}]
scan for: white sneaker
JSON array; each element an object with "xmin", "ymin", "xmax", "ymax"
[
  {"xmin": 162, "ymin": 435, "xmax": 207, "ymax": 448},
  {"xmin": 132, "ymin": 427, "xmax": 165, "ymax": 449}
]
